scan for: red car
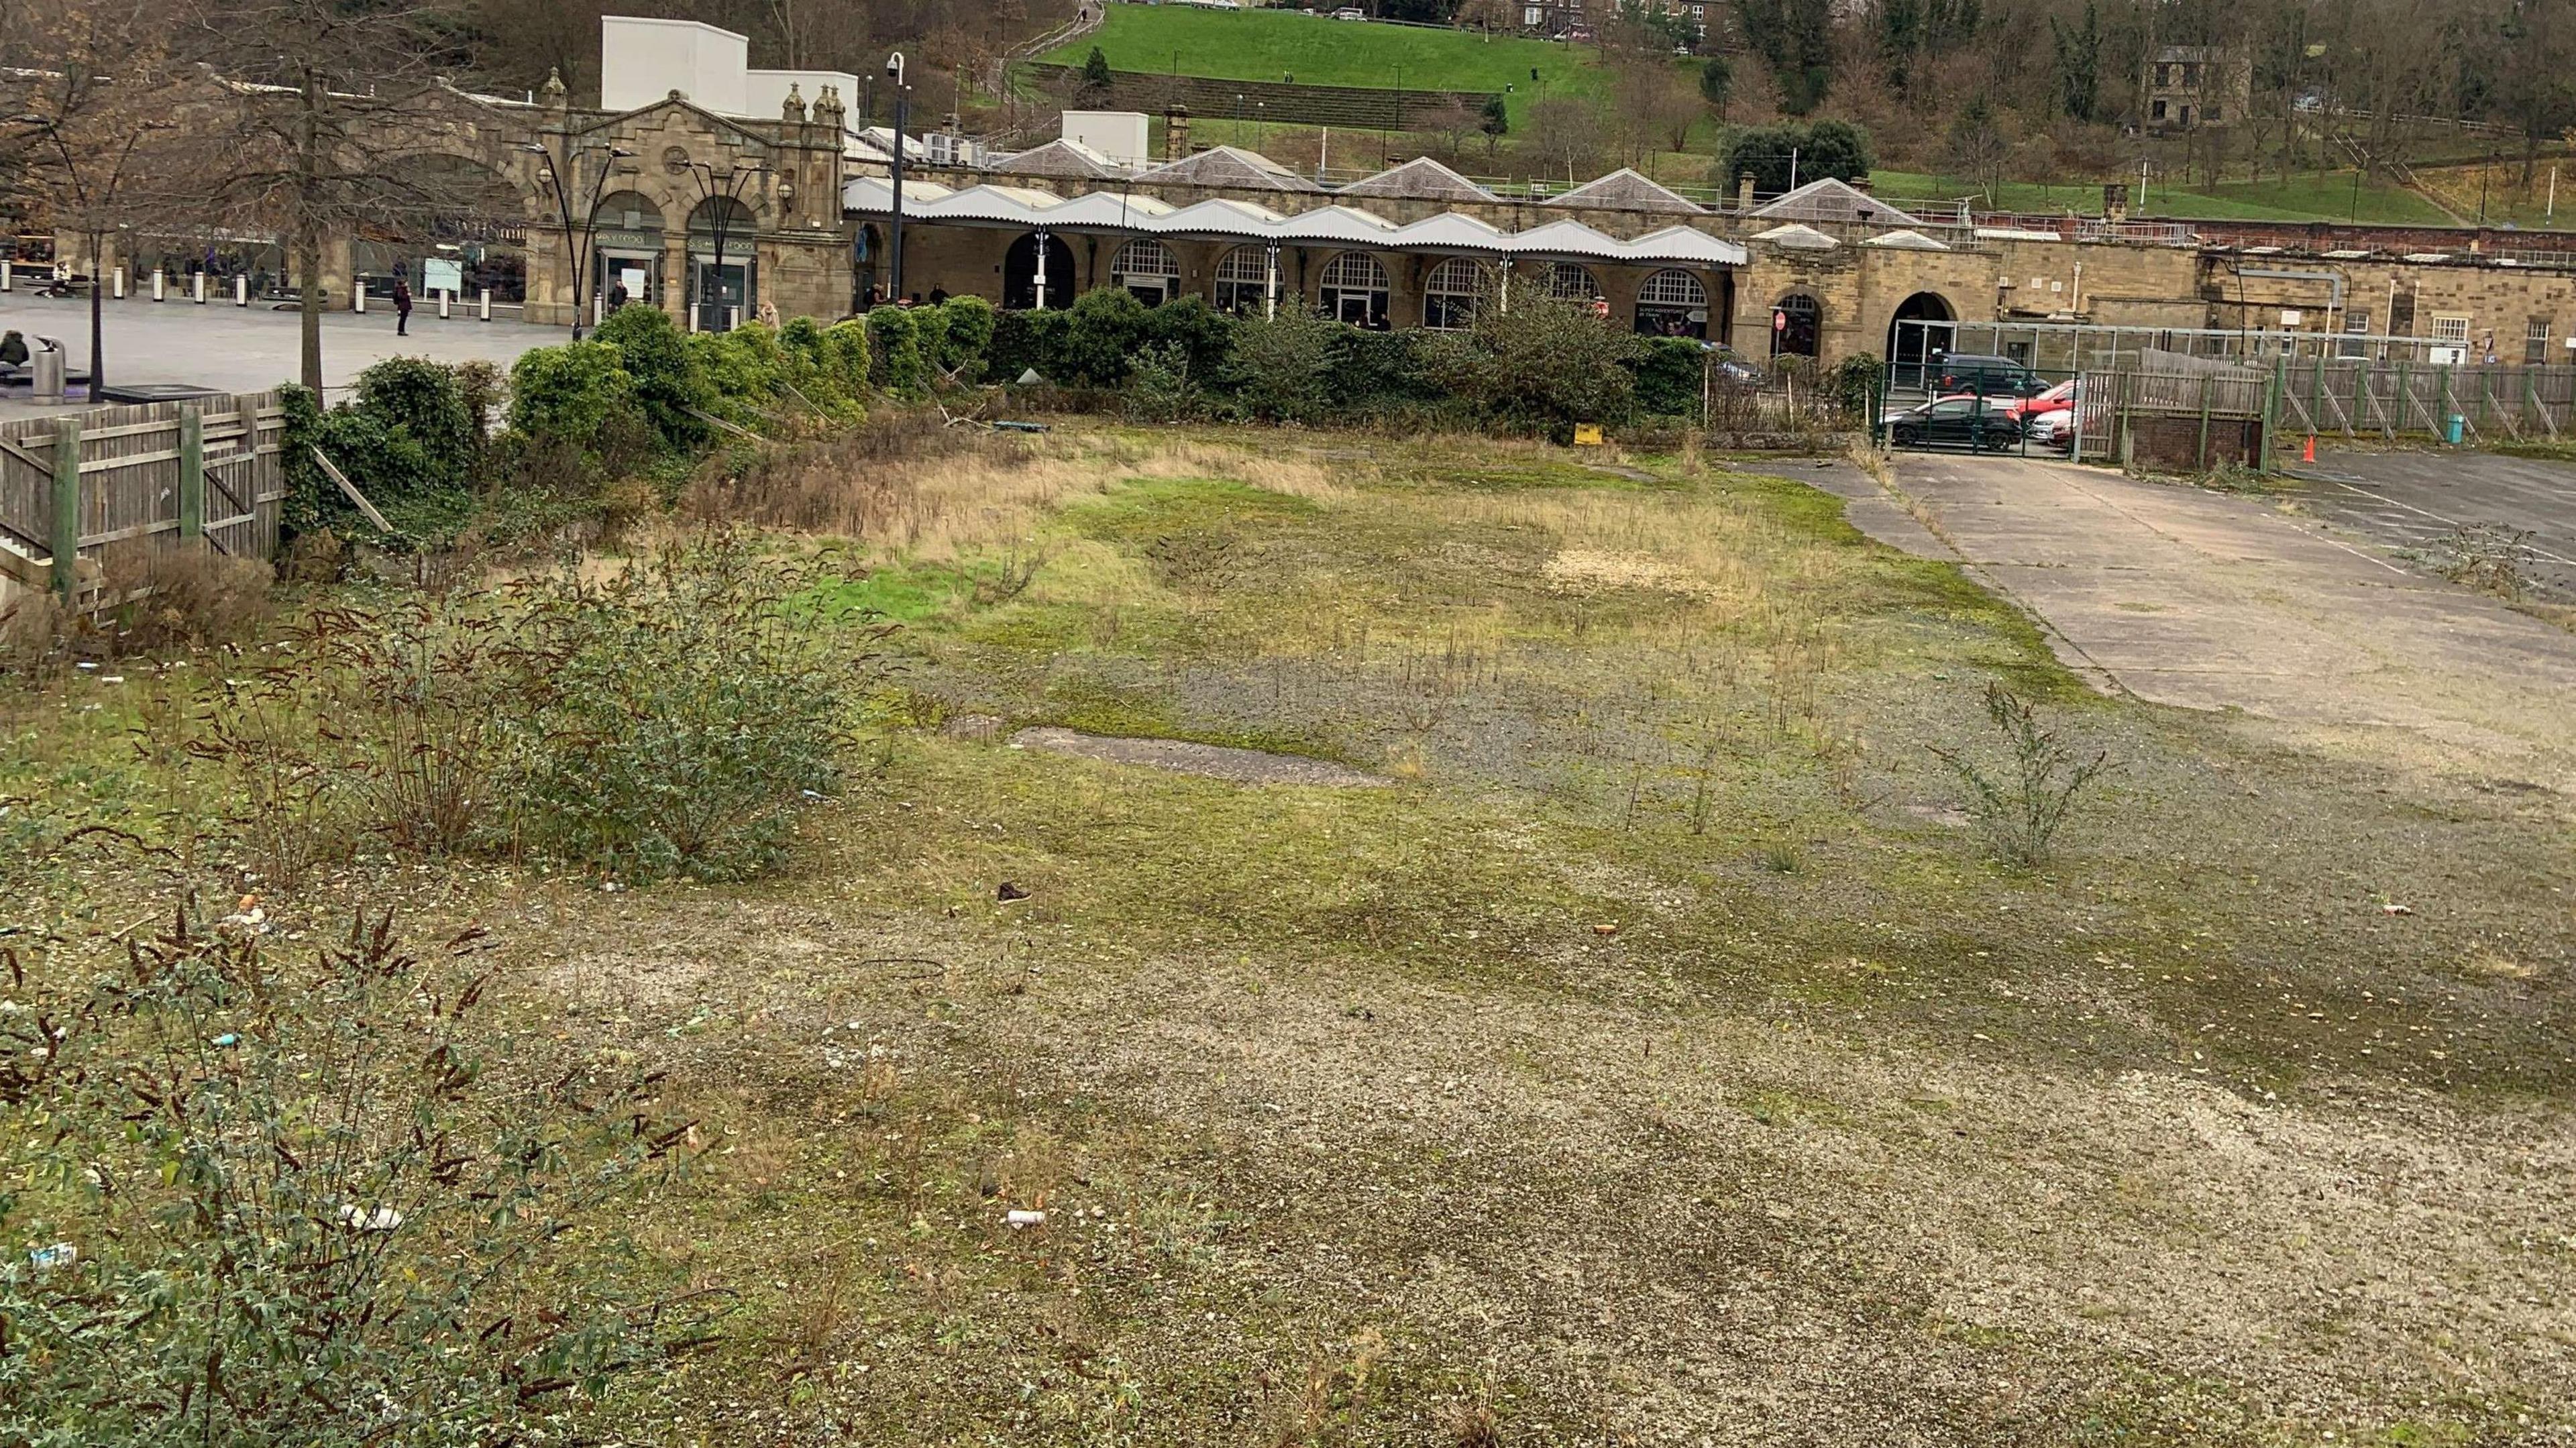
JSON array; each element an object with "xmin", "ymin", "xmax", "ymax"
[{"xmin": 2002, "ymin": 379, "xmax": 2078, "ymax": 423}]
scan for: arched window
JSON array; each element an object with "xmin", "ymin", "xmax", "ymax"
[
  {"xmin": 1110, "ymin": 238, "xmax": 1180, "ymax": 304},
  {"xmin": 1423, "ymin": 256, "xmax": 1492, "ymax": 330},
  {"xmin": 1772, "ymin": 292, "xmax": 1822, "ymax": 359},
  {"xmin": 1633, "ymin": 268, "xmax": 1709, "ymax": 339},
  {"xmin": 590, "ymin": 190, "xmax": 665, "ymax": 319},
  {"xmin": 1543, "ymin": 262, "xmax": 1602, "ymax": 301},
  {"xmin": 1212, "ymin": 245, "xmax": 1272, "ymax": 315},
  {"xmin": 1319, "ymin": 251, "xmax": 1390, "ymax": 329}
]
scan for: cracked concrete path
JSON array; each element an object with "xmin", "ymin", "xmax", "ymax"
[{"xmin": 1839, "ymin": 453, "xmax": 2576, "ymax": 789}]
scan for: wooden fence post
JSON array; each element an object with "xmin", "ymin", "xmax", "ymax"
[
  {"xmin": 2197, "ymin": 375, "xmax": 2214, "ymax": 469},
  {"xmin": 178, "ymin": 406, "xmax": 206, "ymax": 543},
  {"xmin": 50, "ymin": 419, "xmax": 81, "ymax": 599},
  {"xmin": 2260, "ymin": 359, "xmax": 2284, "ymax": 473}
]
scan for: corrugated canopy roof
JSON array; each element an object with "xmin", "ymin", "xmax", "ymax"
[{"xmin": 841, "ymin": 183, "xmax": 1746, "ymax": 266}]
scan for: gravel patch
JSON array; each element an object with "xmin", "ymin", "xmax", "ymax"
[{"xmin": 1008, "ymin": 726, "xmax": 1394, "ymax": 787}]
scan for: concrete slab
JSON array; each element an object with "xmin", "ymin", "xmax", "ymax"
[
  {"xmin": 1848, "ymin": 451, "xmax": 2576, "ymax": 789},
  {"xmin": 2286, "ymin": 445, "xmax": 2576, "ymax": 600},
  {"xmin": 0, "ymin": 292, "xmax": 564, "ymax": 410}
]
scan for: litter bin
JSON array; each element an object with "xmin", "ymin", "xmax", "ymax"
[
  {"xmin": 30, "ymin": 337, "xmax": 65, "ymax": 404},
  {"xmin": 2445, "ymin": 414, "xmax": 2467, "ymax": 445}
]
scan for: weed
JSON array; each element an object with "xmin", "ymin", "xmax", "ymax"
[
  {"xmin": 0, "ymin": 905, "xmax": 700, "ymax": 1445},
  {"xmin": 1756, "ymin": 842, "xmax": 1805, "ymax": 873},
  {"xmin": 2432, "ymin": 523, "xmax": 2536, "ymax": 600},
  {"xmin": 1930, "ymin": 682, "xmax": 2119, "ymax": 868}
]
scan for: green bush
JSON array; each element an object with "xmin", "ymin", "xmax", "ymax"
[
  {"xmin": 1124, "ymin": 341, "xmax": 1203, "ymax": 422},
  {"xmin": 1631, "ymin": 337, "xmax": 1709, "ymax": 419},
  {"xmin": 987, "ymin": 308, "xmax": 1070, "ymax": 383},
  {"xmin": 1059, "ymin": 288, "xmax": 1153, "ymax": 387},
  {"xmin": 501, "ymin": 537, "xmax": 857, "ymax": 882},
  {"xmin": 1228, "ymin": 307, "xmax": 1338, "ymax": 423},
  {"xmin": 593, "ymin": 302, "xmax": 712, "ymax": 448},
  {"xmin": 933, "ymin": 295, "xmax": 996, "ymax": 379},
  {"xmin": 692, "ymin": 323, "xmax": 793, "ymax": 416},
  {"xmin": 507, "ymin": 340, "xmax": 637, "ymax": 445},
  {"xmin": 1326, "ymin": 328, "xmax": 1442, "ymax": 415},
  {"xmin": 1825, "ymin": 352, "xmax": 1888, "ymax": 419},
  {"xmin": 866, "ymin": 306, "xmax": 934, "ymax": 398},
  {"xmin": 352, "ymin": 356, "xmax": 477, "ymax": 482},
  {"xmin": 1430, "ymin": 293, "xmax": 1644, "ymax": 432},
  {"xmin": 1140, "ymin": 296, "xmax": 1237, "ymax": 388}
]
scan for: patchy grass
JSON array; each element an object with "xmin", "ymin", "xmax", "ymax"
[{"xmin": 7, "ymin": 423, "xmax": 2573, "ymax": 1445}]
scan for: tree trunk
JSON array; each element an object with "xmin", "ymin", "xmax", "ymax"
[
  {"xmin": 88, "ymin": 230, "xmax": 106, "ymax": 394},
  {"xmin": 299, "ymin": 221, "xmax": 324, "ymax": 394},
  {"xmin": 298, "ymin": 73, "xmax": 325, "ymax": 395}
]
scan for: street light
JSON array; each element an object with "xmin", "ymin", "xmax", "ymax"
[
  {"xmin": 885, "ymin": 51, "xmax": 910, "ymax": 305},
  {"xmin": 680, "ymin": 158, "xmax": 771, "ymax": 331},
  {"xmin": 519, "ymin": 137, "xmax": 637, "ymax": 339}
]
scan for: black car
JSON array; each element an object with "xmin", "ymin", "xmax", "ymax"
[
  {"xmin": 1885, "ymin": 394, "xmax": 2027, "ymax": 449},
  {"xmin": 1932, "ymin": 353, "xmax": 2047, "ymax": 398}
]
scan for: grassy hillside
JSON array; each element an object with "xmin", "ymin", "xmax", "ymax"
[{"xmin": 1037, "ymin": 6, "xmax": 1608, "ymax": 127}]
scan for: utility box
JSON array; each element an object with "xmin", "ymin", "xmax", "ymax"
[
  {"xmin": 1062, "ymin": 111, "xmax": 1151, "ymax": 169},
  {"xmin": 601, "ymin": 16, "xmax": 751, "ymax": 115}
]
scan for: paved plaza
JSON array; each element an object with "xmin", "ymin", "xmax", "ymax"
[{"xmin": 0, "ymin": 292, "xmax": 566, "ymax": 408}]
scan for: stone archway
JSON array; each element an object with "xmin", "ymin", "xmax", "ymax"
[
  {"xmin": 1003, "ymin": 231, "xmax": 1078, "ymax": 311},
  {"xmin": 1886, "ymin": 291, "xmax": 1958, "ymax": 390}
]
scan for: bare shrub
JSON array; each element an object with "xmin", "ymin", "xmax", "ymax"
[
  {"xmin": 2434, "ymin": 523, "xmax": 2536, "ymax": 600},
  {"xmin": 1931, "ymin": 683, "xmax": 2119, "ymax": 869},
  {"xmin": 98, "ymin": 543, "xmax": 273, "ymax": 652},
  {"xmin": 0, "ymin": 586, "xmax": 69, "ymax": 677},
  {"xmin": 0, "ymin": 907, "xmax": 701, "ymax": 1444}
]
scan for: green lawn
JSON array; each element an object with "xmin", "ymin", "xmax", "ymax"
[{"xmin": 1037, "ymin": 5, "xmax": 1614, "ymax": 128}]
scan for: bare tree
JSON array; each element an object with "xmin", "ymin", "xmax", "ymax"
[
  {"xmin": 1, "ymin": 1, "xmax": 197, "ymax": 394},
  {"xmin": 177, "ymin": 0, "xmax": 500, "ymax": 394},
  {"xmin": 1526, "ymin": 95, "xmax": 1607, "ymax": 185}
]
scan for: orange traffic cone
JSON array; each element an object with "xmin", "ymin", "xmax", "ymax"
[{"xmin": 2302, "ymin": 434, "xmax": 2316, "ymax": 464}]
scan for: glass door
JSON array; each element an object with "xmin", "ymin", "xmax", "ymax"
[{"xmin": 691, "ymin": 258, "xmax": 752, "ymax": 333}]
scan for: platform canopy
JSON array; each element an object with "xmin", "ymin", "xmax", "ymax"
[{"xmin": 843, "ymin": 180, "xmax": 1749, "ymax": 268}]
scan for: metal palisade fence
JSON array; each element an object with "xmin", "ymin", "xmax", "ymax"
[{"xmin": 0, "ymin": 394, "xmax": 288, "ymax": 603}]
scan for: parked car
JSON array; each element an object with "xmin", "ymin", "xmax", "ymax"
[
  {"xmin": 2022, "ymin": 408, "xmax": 2076, "ymax": 450},
  {"xmin": 1332, "ymin": 7, "xmax": 1366, "ymax": 17},
  {"xmin": 1884, "ymin": 394, "xmax": 2027, "ymax": 449},
  {"xmin": 1933, "ymin": 353, "xmax": 2047, "ymax": 398},
  {"xmin": 2002, "ymin": 378, "xmax": 2078, "ymax": 422}
]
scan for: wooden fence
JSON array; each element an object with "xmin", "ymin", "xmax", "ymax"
[
  {"xmin": 2273, "ymin": 360, "xmax": 2576, "ymax": 445},
  {"xmin": 2072, "ymin": 368, "xmax": 2275, "ymax": 470},
  {"xmin": 0, "ymin": 394, "xmax": 289, "ymax": 603}
]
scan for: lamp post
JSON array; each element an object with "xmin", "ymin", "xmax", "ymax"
[
  {"xmin": 519, "ymin": 136, "xmax": 636, "ymax": 339},
  {"xmin": 681, "ymin": 159, "xmax": 772, "ymax": 332},
  {"xmin": 886, "ymin": 51, "xmax": 910, "ymax": 304}
]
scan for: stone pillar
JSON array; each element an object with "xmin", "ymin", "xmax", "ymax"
[
  {"xmin": 1737, "ymin": 171, "xmax": 1756, "ymax": 213},
  {"xmin": 1165, "ymin": 103, "xmax": 1191, "ymax": 162},
  {"xmin": 2104, "ymin": 183, "xmax": 2129, "ymax": 225}
]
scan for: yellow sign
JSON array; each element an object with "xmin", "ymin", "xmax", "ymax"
[{"xmin": 1572, "ymin": 423, "xmax": 1603, "ymax": 447}]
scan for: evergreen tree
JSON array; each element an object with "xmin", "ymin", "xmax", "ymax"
[
  {"xmin": 1077, "ymin": 45, "xmax": 1114, "ymax": 107},
  {"xmin": 1697, "ymin": 53, "xmax": 1733, "ymax": 119}
]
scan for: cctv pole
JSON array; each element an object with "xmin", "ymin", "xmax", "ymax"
[{"xmin": 888, "ymin": 52, "xmax": 908, "ymax": 304}]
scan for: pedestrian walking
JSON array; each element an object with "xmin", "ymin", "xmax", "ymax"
[
  {"xmin": 607, "ymin": 280, "xmax": 629, "ymax": 313},
  {"xmin": 393, "ymin": 276, "xmax": 413, "ymax": 337}
]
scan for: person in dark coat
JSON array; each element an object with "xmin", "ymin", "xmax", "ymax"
[
  {"xmin": 392, "ymin": 276, "xmax": 413, "ymax": 336},
  {"xmin": 0, "ymin": 330, "xmax": 28, "ymax": 368}
]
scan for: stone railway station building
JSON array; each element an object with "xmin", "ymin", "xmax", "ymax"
[{"xmin": 35, "ymin": 15, "xmax": 2576, "ymax": 378}]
